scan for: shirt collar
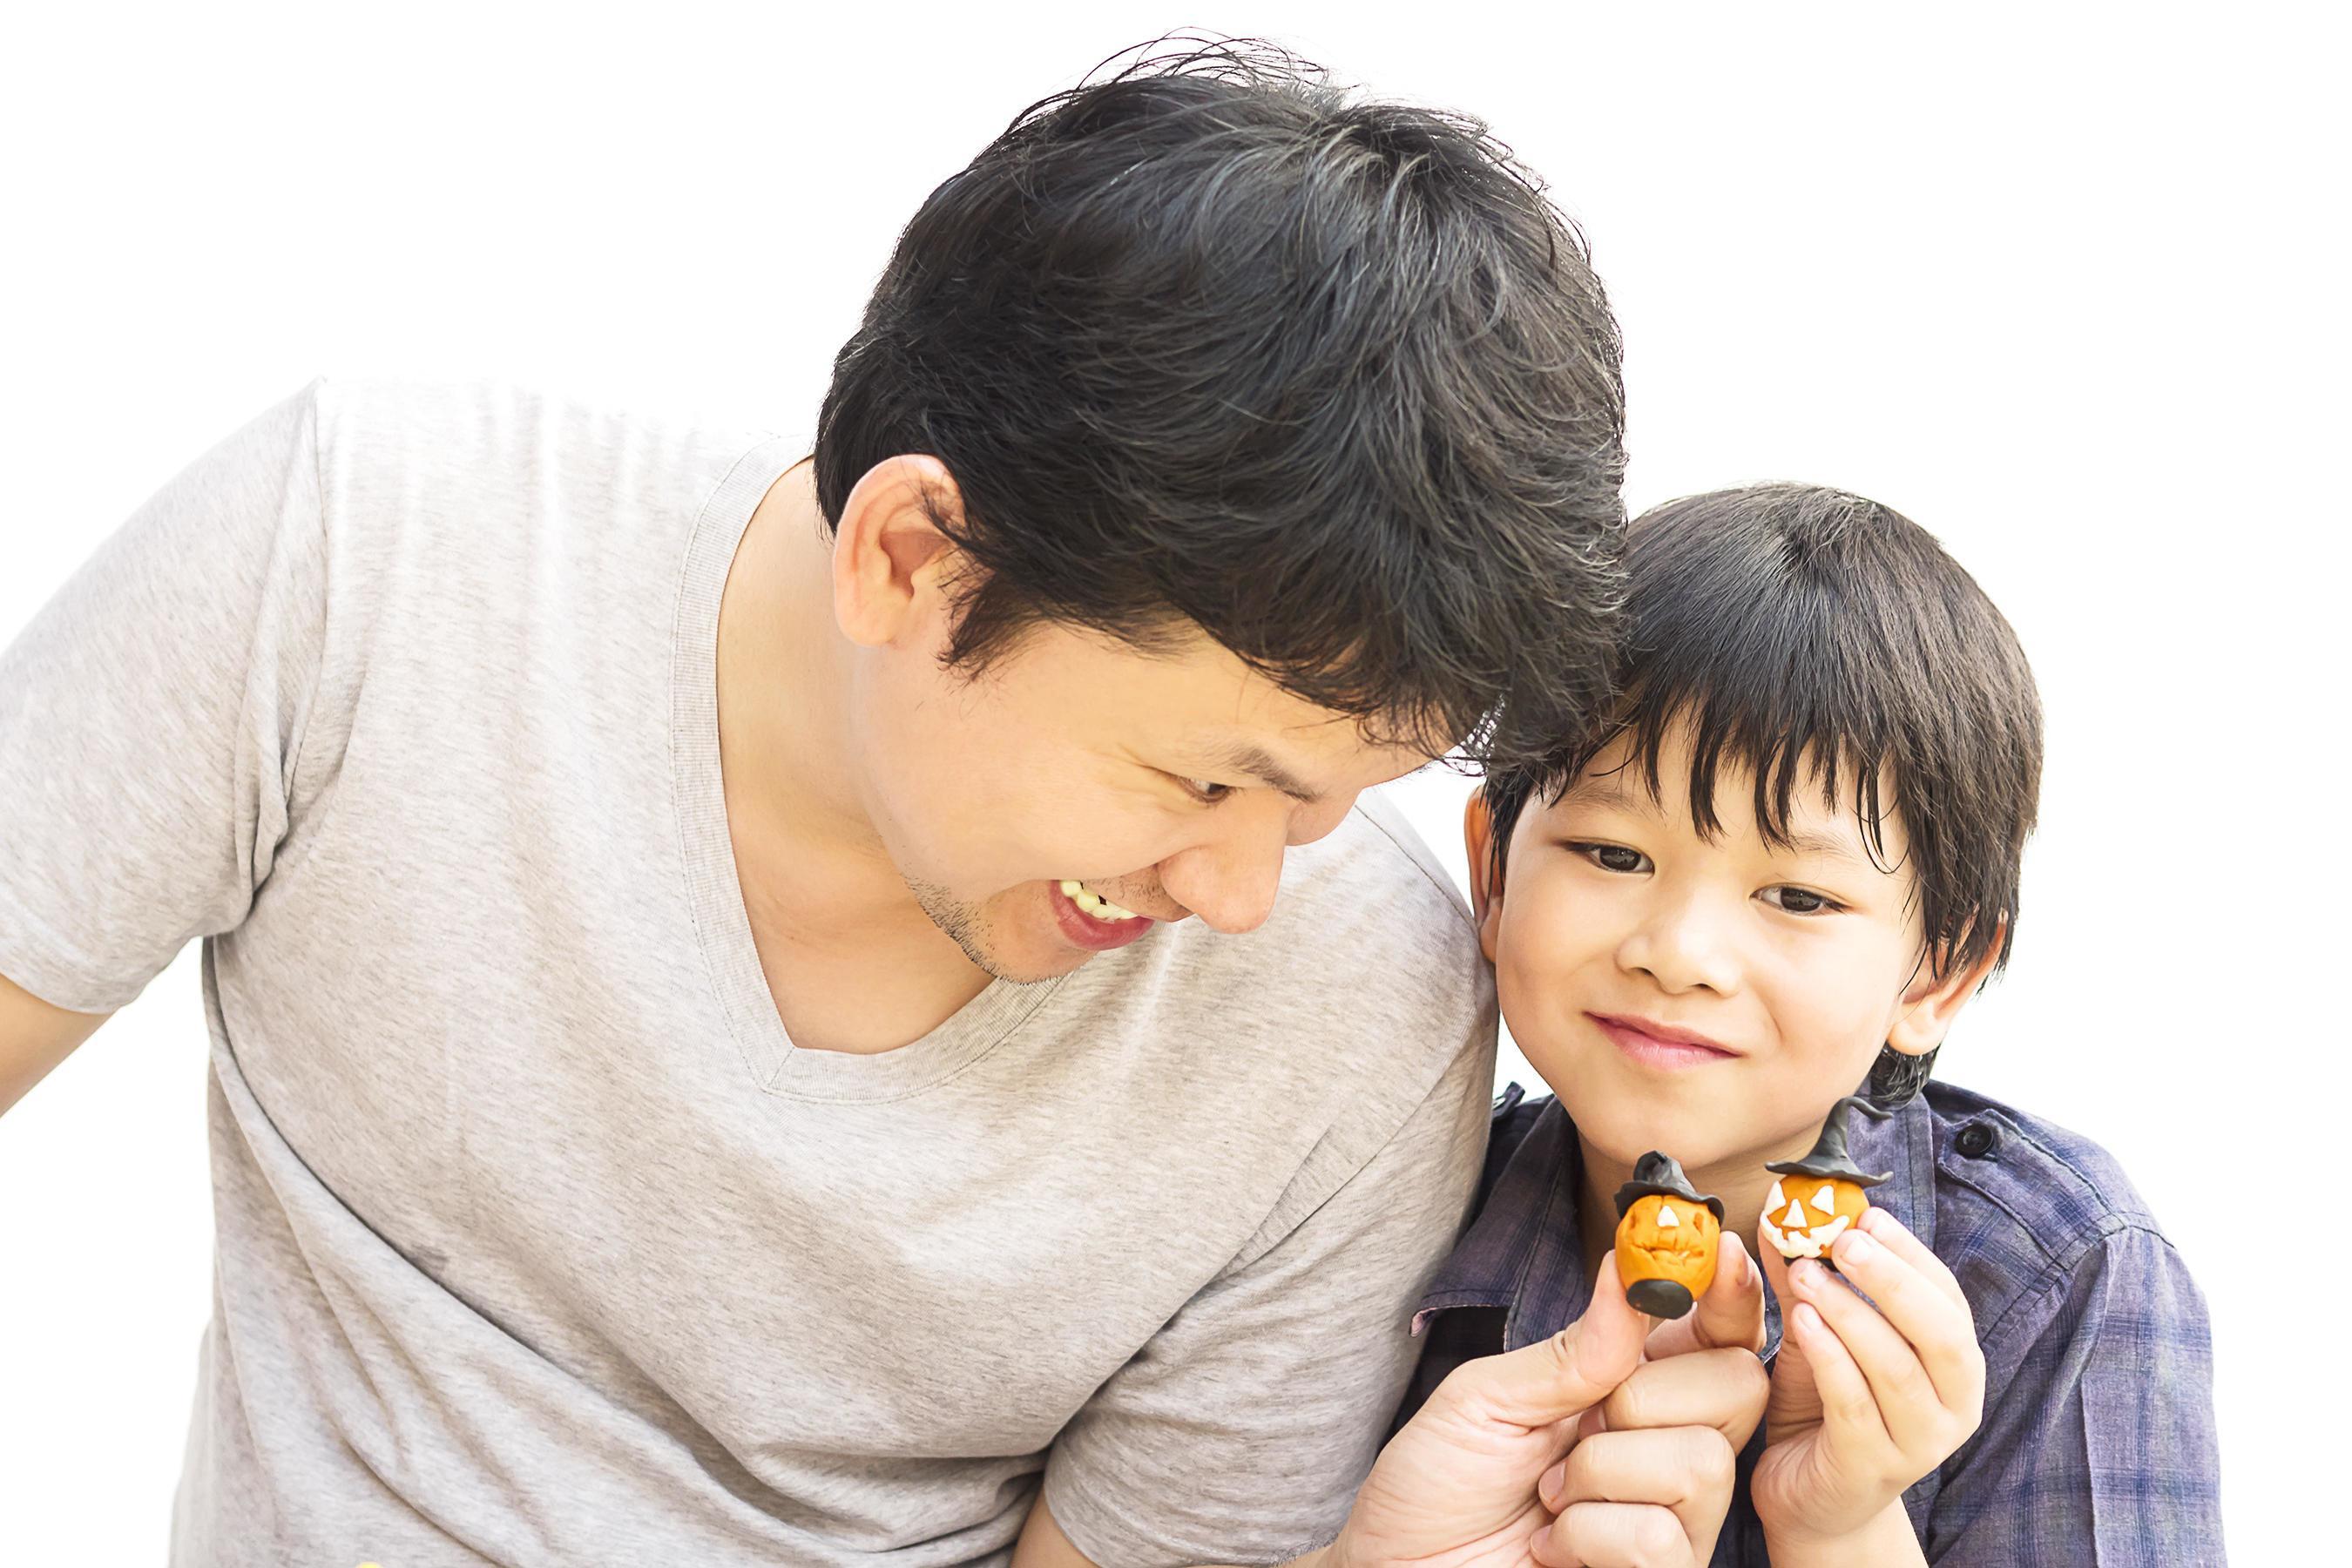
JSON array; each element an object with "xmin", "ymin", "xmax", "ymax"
[{"xmin": 1416, "ymin": 1085, "xmax": 1943, "ymax": 1366}]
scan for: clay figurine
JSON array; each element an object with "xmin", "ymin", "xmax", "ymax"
[
  {"xmin": 1613, "ymin": 1151, "xmax": 1725, "ymax": 1319},
  {"xmin": 1760, "ymin": 1094, "xmax": 1895, "ymax": 1265}
]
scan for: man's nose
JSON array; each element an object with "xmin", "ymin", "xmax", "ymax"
[
  {"xmin": 1160, "ymin": 792, "xmax": 1356, "ymax": 935},
  {"xmin": 1617, "ymin": 883, "xmax": 1744, "ymax": 996}
]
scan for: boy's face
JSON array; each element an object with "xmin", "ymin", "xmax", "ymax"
[{"xmin": 1476, "ymin": 725, "xmax": 1967, "ymax": 1173}]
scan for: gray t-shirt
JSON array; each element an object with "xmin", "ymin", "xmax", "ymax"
[{"xmin": 0, "ymin": 379, "xmax": 1496, "ymax": 1567}]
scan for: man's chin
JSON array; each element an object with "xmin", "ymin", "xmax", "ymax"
[
  {"xmin": 972, "ymin": 943, "xmax": 1098, "ymax": 985},
  {"xmin": 904, "ymin": 875, "xmax": 1100, "ymax": 984}
]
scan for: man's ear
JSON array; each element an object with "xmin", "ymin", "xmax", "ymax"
[
  {"xmin": 832, "ymin": 455, "xmax": 967, "ymax": 650},
  {"xmin": 1463, "ymin": 792, "xmax": 1504, "ymax": 964},
  {"xmin": 1888, "ymin": 923, "xmax": 2006, "ymax": 1058}
]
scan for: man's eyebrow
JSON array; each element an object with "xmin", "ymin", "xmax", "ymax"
[{"xmin": 1208, "ymin": 740, "xmax": 1322, "ymax": 804}]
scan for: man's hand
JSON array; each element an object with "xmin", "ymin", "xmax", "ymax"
[
  {"xmin": 1750, "ymin": 1207, "xmax": 1985, "ymax": 1554},
  {"xmin": 1020, "ymin": 1243, "xmax": 1769, "ymax": 1568},
  {"xmin": 1332, "ymin": 1255, "xmax": 1647, "ymax": 1565},
  {"xmin": 1332, "ymin": 1239, "xmax": 1767, "ymax": 1568},
  {"xmin": 1529, "ymin": 1234, "xmax": 1768, "ymax": 1567}
]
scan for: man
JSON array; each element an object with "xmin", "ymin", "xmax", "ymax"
[{"xmin": 2, "ymin": 44, "xmax": 1638, "ymax": 1565}]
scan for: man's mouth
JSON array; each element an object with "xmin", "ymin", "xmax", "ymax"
[
  {"xmin": 1058, "ymin": 880, "xmax": 1141, "ymax": 922},
  {"xmin": 1051, "ymin": 879, "xmax": 1156, "ymax": 951}
]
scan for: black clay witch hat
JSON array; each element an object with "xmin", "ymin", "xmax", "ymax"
[
  {"xmin": 1765, "ymin": 1094, "xmax": 1895, "ymax": 1186},
  {"xmin": 1613, "ymin": 1151, "xmax": 1727, "ymax": 1222}
]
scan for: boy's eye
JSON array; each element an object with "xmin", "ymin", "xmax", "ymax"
[
  {"xmin": 1568, "ymin": 841, "xmax": 1651, "ymax": 874},
  {"xmin": 1761, "ymin": 885, "xmax": 1842, "ymax": 916}
]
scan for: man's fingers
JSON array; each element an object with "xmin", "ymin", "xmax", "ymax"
[
  {"xmin": 1535, "ymin": 1498, "xmax": 1697, "ymax": 1568},
  {"xmin": 1540, "ymin": 1424, "xmax": 1738, "ymax": 1563},
  {"xmin": 1598, "ymin": 1348, "xmax": 1770, "ymax": 1452},
  {"xmin": 1695, "ymin": 1233, "xmax": 1766, "ymax": 1353},
  {"xmin": 1443, "ymin": 1254, "xmax": 1647, "ymax": 1428},
  {"xmin": 1646, "ymin": 1233, "xmax": 1765, "ymax": 1359}
]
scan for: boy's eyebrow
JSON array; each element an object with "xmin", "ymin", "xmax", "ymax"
[
  {"xmin": 1567, "ymin": 772, "xmax": 1876, "ymax": 867},
  {"xmin": 1562, "ymin": 773, "xmax": 1661, "ymax": 817},
  {"xmin": 1781, "ymin": 828, "xmax": 1869, "ymax": 866}
]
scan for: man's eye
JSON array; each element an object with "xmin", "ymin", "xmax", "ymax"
[
  {"xmin": 1183, "ymin": 779, "xmax": 1236, "ymax": 804},
  {"xmin": 1761, "ymin": 885, "xmax": 1841, "ymax": 916},
  {"xmin": 1568, "ymin": 841, "xmax": 1650, "ymax": 874}
]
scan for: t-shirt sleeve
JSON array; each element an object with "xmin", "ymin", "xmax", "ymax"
[
  {"xmin": 1041, "ymin": 1016, "xmax": 1494, "ymax": 1566},
  {"xmin": 1923, "ymin": 1226, "xmax": 2225, "ymax": 1566},
  {"xmin": 0, "ymin": 382, "xmax": 328, "ymax": 1011}
]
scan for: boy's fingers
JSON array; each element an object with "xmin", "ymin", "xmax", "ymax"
[
  {"xmin": 1598, "ymin": 1347, "xmax": 1771, "ymax": 1451},
  {"xmin": 1447, "ymin": 1254, "xmax": 1647, "ymax": 1429},
  {"xmin": 1789, "ymin": 1260, "xmax": 1947, "ymax": 1455},
  {"xmin": 1755, "ymin": 1234, "xmax": 1822, "ymax": 1434},
  {"xmin": 1823, "ymin": 1229, "xmax": 1983, "ymax": 1417},
  {"xmin": 1788, "ymin": 1300, "xmax": 1891, "ymax": 1450},
  {"xmin": 1645, "ymin": 1233, "xmax": 1765, "ymax": 1359},
  {"xmin": 1855, "ymin": 1207, "xmax": 1967, "ymax": 1310}
]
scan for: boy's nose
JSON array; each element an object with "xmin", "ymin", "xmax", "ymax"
[{"xmin": 1618, "ymin": 896, "xmax": 1743, "ymax": 996}]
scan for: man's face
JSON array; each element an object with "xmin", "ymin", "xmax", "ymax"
[
  {"xmin": 1484, "ymin": 725, "xmax": 1931, "ymax": 1173},
  {"xmin": 848, "ymin": 615, "xmax": 1436, "ymax": 983}
]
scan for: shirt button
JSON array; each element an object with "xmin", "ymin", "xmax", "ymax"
[{"xmin": 1956, "ymin": 1122, "xmax": 1998, "ymax": 1158}]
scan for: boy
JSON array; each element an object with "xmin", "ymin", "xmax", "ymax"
[{"xmin": 1401, "ymin": 483, "xmax": 2223, "ymax": 1564}]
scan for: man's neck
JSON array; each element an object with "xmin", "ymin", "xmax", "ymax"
[
  {"xmin": 715, "ymin": 460, "xmax": 868, "ymax": 855},
  {"xmin": 712, "ymin": 461, "xmax": 990, "ymax": 1051}
]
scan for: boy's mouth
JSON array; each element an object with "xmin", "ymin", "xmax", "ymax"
[
  {"xmin": 1588, "ymin": 1012, "xmax": 1740, "ymax": 1070},
  {"xmin": 1051, "ymin": 879, "xmax": 1155, "ymax": 951}
]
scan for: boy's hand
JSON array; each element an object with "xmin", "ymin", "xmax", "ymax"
[
  {"xmin": 1533, "ymin": 1233, "xmax": 1769, "ymax": 1566},
  {"xmin": 1750, "ymin": 1207, "xmax": 1986, "ymax": 1550}
]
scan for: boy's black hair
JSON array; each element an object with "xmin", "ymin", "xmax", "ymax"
[
  {"xmin": 814, "ymin": 37, "xmax": 1626, "ymax": 768},
  {"xmin": 1483, "ymin": 484, "xmax": 2043, "ymax": 1090}
]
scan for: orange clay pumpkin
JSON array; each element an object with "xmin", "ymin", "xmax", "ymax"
[
  {"xmin": 1612, "ymin": 1152, "xmax": 1725, "ymax": 1319},
  {"xmin": 1757, "ymin": 1173, "xmax": 1870, "ymax": 1260},
  {"xmin": 1760, "ymin": 1094, "xmax": 1894, "ymax": 1266}
]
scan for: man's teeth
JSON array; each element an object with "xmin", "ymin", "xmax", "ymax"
[{"xmin": 1058, "ymin": 880, "xmax": 1140, "ymax": 922}]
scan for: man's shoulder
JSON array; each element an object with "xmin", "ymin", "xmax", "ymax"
[
  {"xmin": 305, "ymin": 374, "xmax": 782, "ymax": 509},
  {"xmin": 1914, "ymin": 1080, "xmax": 2191, "ymax": 1341}
]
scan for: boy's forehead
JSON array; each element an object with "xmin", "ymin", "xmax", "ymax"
[{"xmin": 1553, "ymin": 732, "xmax": 1903, "ymax": 864}]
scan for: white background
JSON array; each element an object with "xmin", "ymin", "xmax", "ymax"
[{"xmin": 3, "ymin": 3, "xmax": 2340, "ymax": 1562}]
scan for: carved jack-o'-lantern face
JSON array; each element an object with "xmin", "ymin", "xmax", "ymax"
[
  {"xmin": 1758, "ymin": 1174, "xmax": 1870, "ymax": 1260},
  {"xmin": 1615, "ymin": 1192, "xmax": 1721, "ymax": 1317}
]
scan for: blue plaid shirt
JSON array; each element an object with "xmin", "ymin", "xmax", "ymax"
[{"xmin": 1400, "ymin": 1082, "xmax": 2225, "ymax": 1565}]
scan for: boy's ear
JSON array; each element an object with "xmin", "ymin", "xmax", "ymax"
[
  {"xmin": 1888, "ymin": 923, "xmax": 2007, "ymax": 1058},
  {"xmin": 1463, "ymin": 792, "xmax": 1504, "ymax": 963}
]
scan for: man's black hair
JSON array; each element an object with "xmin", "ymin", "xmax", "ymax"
[
  {"xmin": 1482, "ymin": 483, "xmax": 2043, "ymax": 1097},
  {"xmin": 814, "ymin": 37, "xmax": 1625, "ymax": 767}
]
